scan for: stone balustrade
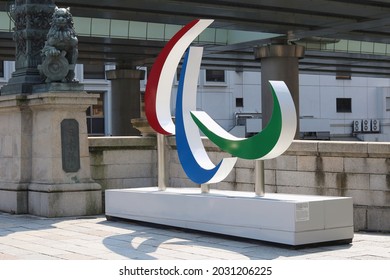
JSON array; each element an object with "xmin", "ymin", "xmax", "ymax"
[{"xmin": 89, "ymin": 137, "xmax": 390, "ymax": 232}]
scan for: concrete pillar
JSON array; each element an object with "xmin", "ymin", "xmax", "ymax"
[
  {"xmin": 254, "ymin": 44, "xmax": 304, "ymax": 139},
  {"xmin": 106, "ymin": 69, "xmax": 145, "ymax": 136}
]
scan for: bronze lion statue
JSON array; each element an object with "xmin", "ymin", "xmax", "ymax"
[{"xmin": 40, "ymin": 7, "xmax": 79, "ymax": 83}]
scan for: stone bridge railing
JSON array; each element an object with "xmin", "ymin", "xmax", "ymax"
[{"xmin": 89, "ymin": 137, "xmax": 390, "ymax": 232}]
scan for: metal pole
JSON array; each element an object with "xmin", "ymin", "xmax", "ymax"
[
  {"xmin": 201, "ymin": 184, "xmax": 210, "ymax": 193},
  {"xmin": 255, "ymin": 160, "xmax": 265, "ymax": 196},
  {"xmin": 157, "ymin": 133, "xmax": 167, "ymax": 191}
]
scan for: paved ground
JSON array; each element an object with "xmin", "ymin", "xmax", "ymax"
[{"xmin": 0, "ymin": 213, "xmax": 389, "ymax": 260}]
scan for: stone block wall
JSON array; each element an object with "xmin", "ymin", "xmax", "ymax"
[
  {"xmin": 89, "ymin": 137, "xmax": 157, "ymax": 207},
  {"xmin": 267, "ymin": 141, "xmax": 390, "ymax": 232},
  {"xmin": 89, "ymin": 137, "xmax": 390, "ymax": 232}
]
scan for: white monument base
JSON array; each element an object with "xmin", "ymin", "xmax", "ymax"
[{"xmin": 105, "ymin": 187, "xmax": 353, "ymax": 246}]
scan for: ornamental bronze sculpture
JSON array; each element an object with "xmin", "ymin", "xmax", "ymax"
[
  {"xmin": 39, "ymin": 7, "xmax": 79, "ymax": 83},
  {"xmin": 0, "ymin": 0, "xmax": 56, "ymax": 95}
]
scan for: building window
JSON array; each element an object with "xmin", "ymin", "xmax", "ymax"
[
  {"xmin": 0, "ymin": 61, "xmax": 3, "ymax": 77},
  {"xmin": 336, "ymin": 98, "xmax": 352, "ymax": 113},
  {"xmin": 86, "ymin": 92, "xmax": 105, "ymax": 135},
  {"xmin": 236, "ymin": 97, "xmax": 244, "ymax": 107},
  {"xmin": 205, "ymin": 69, "xmax": 225, "ymax": 83},
  {"xmin": 84, "ymin": 63, "xmax": 106, "ymax": 79},
  {"xmin": 176, "ymin": 67, "xmax": 182, "ymax": 83},
  {"xmin": 175, "ymin": 67, "xmax": 200, "ymax": 85},
  {"xmin": 335, "ymin": 72, "xmax": 351, "ymax": 80}
]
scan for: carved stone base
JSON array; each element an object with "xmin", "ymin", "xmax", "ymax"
[
  {"xmin": 0, "ymin": 69, "xmax": 43, "ymax": 95},
  {"xmin": 0, "ymin": 186, "xmax": 28, "ymax": 214},
  {"xmin": 0, "ymin": 95, "xmax": 32, "ymax": 214},
  {"xmin": 27, "ymin": 92, "xmax": 102, "ymax": 217},
  {"xmin": 29, "ymin": 183, "xmax": 101, "ymax": 217},
  {"xmin": 0, "ymin": 92, "xmax": 102, "ymax": 217},
  {"xmin": 32, "ymin": 82, "xmax": 84, "ymax": 93}
]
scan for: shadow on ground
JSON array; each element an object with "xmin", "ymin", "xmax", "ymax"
[{"xmin": 100, "ymin": 219, "xmax": 353, "ymax": 260}]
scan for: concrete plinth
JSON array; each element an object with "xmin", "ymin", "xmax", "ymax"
[
  {"xmin": 106, "ymin": 187, "xmax": 353, "ymax": 246},
  {"xmin": 0, "ymin": 92, "xmax": 102, "ymax": 217}
]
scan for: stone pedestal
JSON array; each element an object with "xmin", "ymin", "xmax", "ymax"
[
  {"xmin": 0, "ymin": 95, "xmax": 31, "ymax": 214},
  {"xmin": 106, "ymin": 69, "xmax": 144, "ymax": 136},
  {"xmin": 0, "ymin": 92, "xmax": 102, "ymax": 217},
  {"xmin": 254, "ymin": 45, "xmax": 304, "ymax": 139}
]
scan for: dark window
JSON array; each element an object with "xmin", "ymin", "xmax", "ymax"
[
  {"xmin": 176, "ymin": 68, "xmax": 182, "ymax": 82},
  {"xmin": 84, "ymin": 64, "xmax": 106, "ymax": 79},
  {"xmin": 205, "ymin": 69, "xmax": 225, "ymax": 83},
  {"xmin": 86, "ymin": 92, "xmax": 105, "ymax": 135},
  {"xmin": 336, "ymin": 72, "xmax": 351, "ymax": 80},
  {"xmin": 0, "ymin": 61, "xmax": 3, "ymax": 77},
  {"xmin": 336, "ymin": 98, "xmax": 352, "ymax": 113},
  {"xmin": 236, "ymin": 98, "xmax": 244, "ymax": 107}
]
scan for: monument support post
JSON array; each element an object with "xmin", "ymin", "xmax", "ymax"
[
  {"xmin": 157, "ymin": 133, "xmax": 168, "ymax": 191},
  {"xmin": 201, "ymin": 184, "xmax": 210, "ymax": 194},
  {"xmin": 255, "ymin": 160, "xmax": 265, "ymax": 197}
]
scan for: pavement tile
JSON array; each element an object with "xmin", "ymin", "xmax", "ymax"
[
  {"xmin": 93, "ymin": 253, "xmax": 131, "ymax": 260},
  {"xmin": 351, "ymin": 255, "xmax": 389, "ymax": 260},
  {"xmin": 21, "ymin": 253, "xmax": 63, "ymax": 260},
  {"xmin": 56, "ymin": 253, "xmax": 100, "ymax": 260},
  {"xmin": 0, "ymin": 213, "xmax": 389, "ymax": 260},
  {"xmin": 166, "ymin": 251, "xmax": 216, "ymax": 260}
]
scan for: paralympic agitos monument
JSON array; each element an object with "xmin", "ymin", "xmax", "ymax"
[{"xmin": 106, "ymin": 19, "xmax": 354, "ymax": 246}]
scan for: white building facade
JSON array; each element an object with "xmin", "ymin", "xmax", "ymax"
[{"xmin": 1, "ymin": 60, "xmax": 389, "ymax": 141}]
